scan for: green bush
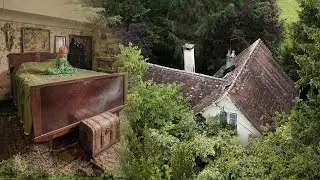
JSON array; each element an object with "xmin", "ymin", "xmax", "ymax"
[
  {"xmin": 117, "ymin": 43, "xmax": 149, "ymax": 89},
  {"xmin": 118, "ymin": 43, "xmax": 242, "ymax": 179},
  {"xmin": 126, "ymin": 81, "xmax": 196, "ymax": 138},
  {"xmin": 122, "ymin": 81, "xmax": 196, "ymax": 179},
  {"xmin": 170, "ymin": 135, "xmax": 221, "ymax": 180}
]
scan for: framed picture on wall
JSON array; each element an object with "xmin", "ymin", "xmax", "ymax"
[
  {"xmin": 21, "ymin": 27, "xmax": 50, "ymax": 53},
  {"xmin": 54, "ymin": 36, "xmax": 67, "ymax": 53}
]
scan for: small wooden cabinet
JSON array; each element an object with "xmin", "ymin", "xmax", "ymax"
[{"xmin": 96, "ymin": 56, "xmax": 119, "ymax": 73}]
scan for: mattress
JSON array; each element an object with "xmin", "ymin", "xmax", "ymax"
[{"xmin": 12, "ymin": 59, "xmax": 106, "ymax": 135}]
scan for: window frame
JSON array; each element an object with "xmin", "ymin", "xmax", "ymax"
[{"xmin": 229, "ymin": 112, "xmax": 237, "ymax": 126}]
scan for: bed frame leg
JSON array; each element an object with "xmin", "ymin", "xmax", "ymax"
[{"xmin": 48, "ymin": 137, "xmax": 54, "ymax": 151}]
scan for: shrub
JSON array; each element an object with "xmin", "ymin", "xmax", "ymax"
[
  {"xmin": 122, "ymin": 81, "xmax": 196, "ymax": 179},
  {"xmin": 117, "ymin": 43, "xmax": 149, "ymax": 89}
]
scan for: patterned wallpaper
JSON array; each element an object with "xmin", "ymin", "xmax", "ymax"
[{"xmin": 0, "ymin": 20, "xmax": 92, "ymax": 100}]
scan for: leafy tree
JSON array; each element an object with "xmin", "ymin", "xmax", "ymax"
[
  {"xmin": 118, "ymin": 44, "xmax": 240, "ymax": 179},
  {"xmin": 194, "ymin": 120, "xmax": 320, "ymax": 179},
  {"xmin": 171, "ymin": 130, "xmax": 239, "ymax": 180},
  {"xmin": 277, "ymin": 0, "xmax": 320, "ymax": 81},
  {"xmin": 113, "ymin": 24, "xmax": 154, "ymax": 58},
  {"xmin": 99, "ymin": 0, "xmax": 283, "ymax": 75},
  {"xmin": 117, "ymin": 43, "xmax": 149, "ymax": 89},
  {"xmin": 121, "ymin": 81, "xmax": 197, "ymax": 179},
  {"xmin": 277, "ymin": 0, "xmax": 320, "ymax": 148},
  {"xmin": 118, "ymin": 43, "xmax": 196, "ymax": 179},
  {"xmin": 200, "ymin": 1, "xmax": 320, "ymax": 178},
  {"xmin": 190, "ymin": 0, "xmax": 320, "ymax": 174},
  {"xmin": 70, "ymin": 2, "xmax": 320, "ymax": 178}
]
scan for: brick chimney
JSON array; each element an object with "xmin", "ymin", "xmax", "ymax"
[{"xmin": 183, "ymin": 43, "xmax": 195, "ymax": 72}]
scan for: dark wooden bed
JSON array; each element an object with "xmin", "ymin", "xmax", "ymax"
[{"xmin": 7, "ymin": 52, "xmax": 128, "ymax": 142}]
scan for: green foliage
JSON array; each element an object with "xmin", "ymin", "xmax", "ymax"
[
  {"xmin": 70, "ymin": 0, "xmax": 121, "ymax": 31},
  {"xmin": 194, "ymin": 119, "xmax": 320, "ymax": 179},
  {"xmin": 117, "ymin": 1, "xmax": 320, "ymax": 179},
  {"xmin": 195, "ymin": 116, "xmax": 236, "ymax": 137},
  {"xmin": 117, "ymin": 43, "xmax": 149, "ymax": 89},
  {"xmin": 122, "ymin": 79, "xmax": 197, "ymax": 179},
  {"xmin": 102, "ymin": 0, "xmax": 283, "ymax": 75},
  {"xmin": 277, "ymin": 0, "xmax": 320, "ymax": 81},
  {"xmin": 278, "ymin": 0, "xmax": 320, "ymax": 150},
  {"xmin": 171, "ymin": 135, "xmax": 222, "ymax": 179},
  {"xmin": 289, "ymin": 99, "xmax": 320, "ymax": 148},
  {"xmin": 118, "ymin": 46, "xmax": 241, "ymax": 179},
  {"xmin": 0, "ymin": 155, "xmax": 85, "ymax": 179},
  {"xmin": 0, "ymin": 155, "xmax": 46, "ymax": 179},
  {"xmin": 0, "ymin": 155, "xmax": 118, "ymax": 179},
  {"xmin": 200, "ymin": 1, "xmax": 320, "ymax": 178},
  {"xmin": 276, "ymin": 33, "xmax": 301, "ymax": 81},
  {"xmin": 122, "ymin": 125, "xmax": 177, "ymax": 179},
  {"xmin": 170, "ymin": 121, "xmax": 240, "ymax": 179},
  {"xmin": 126, "ymin": 81, "xmax": 196, "ymax": 138},
  {"xmin": 122, "ymin": 84, "xmax": 243, "ymax": 179},
  {"xmin": 116, "ymin": 2, "xmax": 320, "ymax": 178}
]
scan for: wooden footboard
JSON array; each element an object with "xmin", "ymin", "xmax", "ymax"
[
  {"xmin": 30, "ymin": 73, "xmax": 128, "ymax": 142},
  {"xmin": 8, "ymin": 52, "xmax": 128, "ymax": 142}
]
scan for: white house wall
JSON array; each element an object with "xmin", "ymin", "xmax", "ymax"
[{"xmin": 201, "ymin": 96, "xmax": 260, "ymax": 146}]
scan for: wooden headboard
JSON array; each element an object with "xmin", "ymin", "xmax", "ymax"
[{"xmin": 7, "ymin": 52, "xmax": 57, "ymax": 72}]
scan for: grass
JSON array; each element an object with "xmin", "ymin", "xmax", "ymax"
[{"xmin": 277, "ymin": 0, "xmax": 300, "ymax": 23}]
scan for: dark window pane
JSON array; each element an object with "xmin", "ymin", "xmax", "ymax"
[
  {"xmin": 230, "ymin": 113, "xmax": 237, "ymax": 126},
  {"xmin": 220, "ymin": 111, "xmax": 227, "ymax": 123}
]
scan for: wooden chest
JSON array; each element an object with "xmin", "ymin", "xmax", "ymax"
[{"xmin": 79, "ymin": 112, "xmax": 120, "ymax": 157}]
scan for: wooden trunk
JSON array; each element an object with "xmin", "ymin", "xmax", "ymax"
[{"xmin": 79, "ymin": 112, "xmax": 120, "ymax": 157}]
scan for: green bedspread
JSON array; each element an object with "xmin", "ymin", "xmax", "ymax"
[{"xmin": 12, "ymin": 59, "xmax": 107, "ymax": 135}]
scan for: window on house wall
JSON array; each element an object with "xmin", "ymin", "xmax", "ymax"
[
  {"xmin": 220, "ymin": 110, "xmax": 237, "ymax": 127},
  {"xmin": 219, "ymin": 111, "xmax": 227, "ymax": 124},
  {"xmin": 229, "ymin": 113, "xmax": 237, "ymax": 126}
]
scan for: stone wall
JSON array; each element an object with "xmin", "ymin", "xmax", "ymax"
[{"xmin": 0, "ymin": 10, "xmax": 94, "ymax": 101}]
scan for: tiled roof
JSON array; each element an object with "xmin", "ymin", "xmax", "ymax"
[
  {"xmin": 144, "ymin": 39, "xmax": 298, "ymax": 131},
  {"xmin": 143, "ymin": 64, "xmax": 226, "ymax": 112},
  {"xmin": 225, "ymin": 39, "xmax": 298, "ymax": 130}
]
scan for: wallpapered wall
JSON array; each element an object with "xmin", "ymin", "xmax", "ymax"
[{"xmin": 0, "ymin": 20, "xmax": 93, "ymax": 101}]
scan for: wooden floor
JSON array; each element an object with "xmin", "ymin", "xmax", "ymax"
[
  {"xmin": 0, "ymin": 100, "xmax": 121, "ymax": 175},
  {"xmin": 0, "ymin": 99, "xmax": 83, "ymax": 161},
  {"xmin": 0, "ymin": 100, "xmax": 31, "ymax": 160}
]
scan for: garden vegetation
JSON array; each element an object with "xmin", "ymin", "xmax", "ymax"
[{"xmin": 2, "ymin": 0, "xmax": 320, "ymax": 179}]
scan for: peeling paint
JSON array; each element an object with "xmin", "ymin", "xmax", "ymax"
[{"xmin": 0, "ymin": 20, "xmax": 92, "ymax": 101}]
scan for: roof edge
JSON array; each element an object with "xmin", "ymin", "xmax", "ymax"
[
  {"xmin": 226, "ymin": 95, "xmax": 262, "ymax": 131},
  {"xmin": 147, "ymin": 63, "xmax": 227, "ymax": 82},
  {"xmin": 215, "ymin": 39, "xmax": 262, "ymax": 102}
]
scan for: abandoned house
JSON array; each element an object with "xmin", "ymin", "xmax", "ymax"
[
  {"xmin": 0, "ymin": 0, "xmax": 119, "ymax": 101},
  {"xmin": 0, "ymin": 0, "xmax": 126, "ymax": 160},
  {"xmin": 144, "ymin": 39, "xmax": 298, "ymax": 145}
]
